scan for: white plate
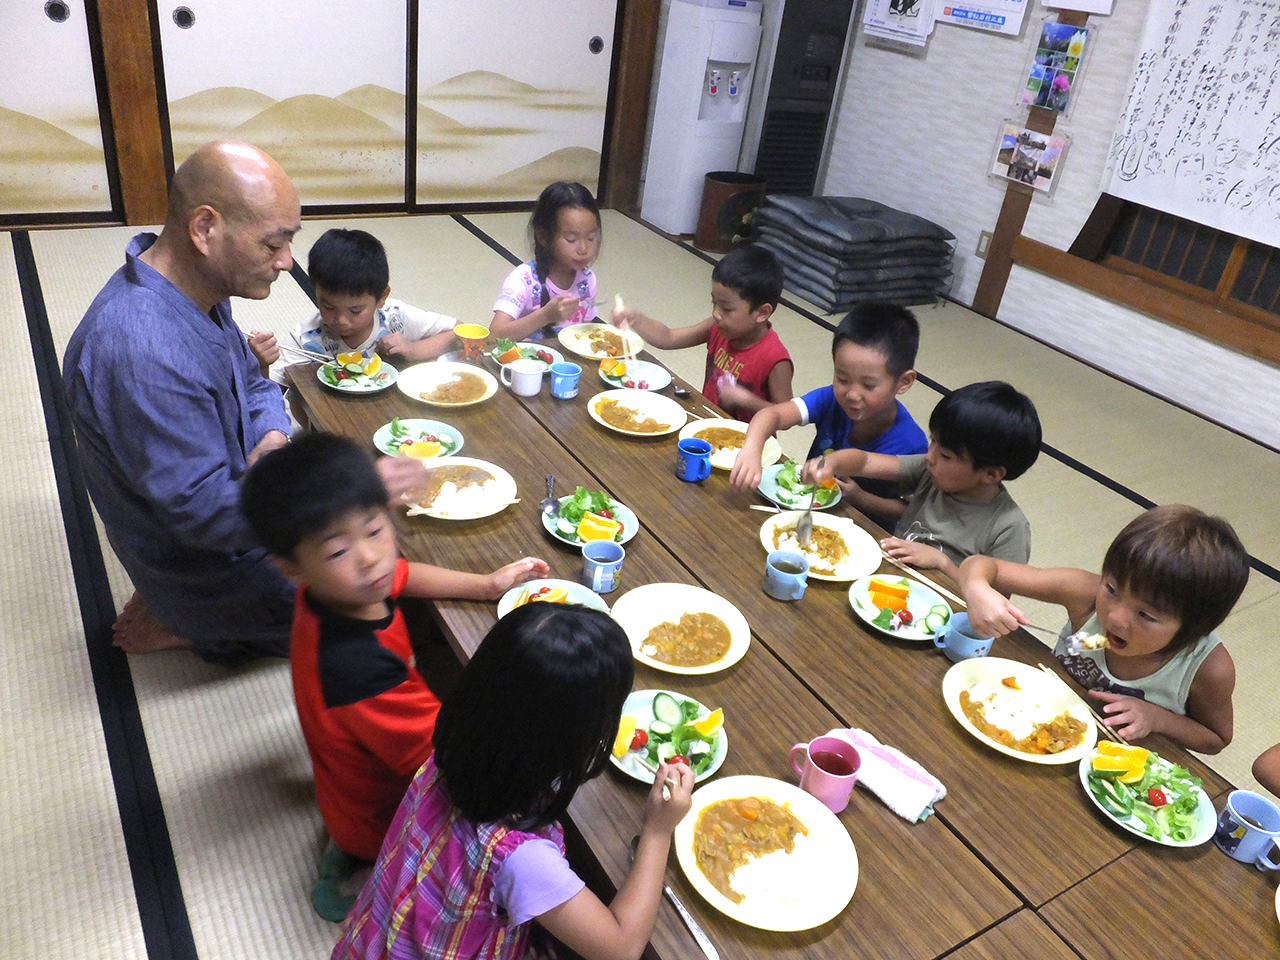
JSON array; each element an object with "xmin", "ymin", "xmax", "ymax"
[
  {"xmin": 403, "ymin": 457, "xmax": 516, "ymax": 520},
  {"xmin": 396, "ymin": 361, "xmax": 498, "ymax": 408},
  {"xmin": 1076, "ymin": 751, "xmax": 1215, "ymax": 847},
  {"xmin": 941, "ymin": 657, "xmax": 1099, "ymax": 765},
  {"xmin": 557, "ymin": 321, "xmax": 644, "ymax": 359},
  {"xmin": 490, "ymin": 341, "xmax": 563, "ymax": 370},
  {"xmin": 847, "ymin": 575, "xmax": 952, "ymax": 642},
  {"xmin": 678, "ymin": 419, "xmax": 782, "ymax": 472},
  {"xmin": 495, "ymin": 579, "xmax": 609, "ymax": 619},
  {"xmin": 610, "ymin": 689, "xmax": 727, "ymax": 785},
  {"xmin": 588, "ymin": 389, "xmax": 687, "ymax": 438},
  {"xmin": 758, "ymin": 462, "xmax": 842, "ymax": 510},
  {"xmin": 371, "ymin": 418, "xmax": 463, "ymax": 458},
  {"xmin": 316, "ymin": 360, "xmax": 399, "ymax": 393},
  {"xmin": 673, "ymin": 775, "xmax": 857, "ymax": 932},
  {"xmin": 757, "ymin": 512, "xmax": 881, "ymax": 582},
  {"xmin": 598, "ymin": 358, "xmax": 672, "ymax": 392},
  {"xmin": 610, "ymin": 583, "xmax": 751, "ymax": 675},
  {"xmin": 542, "ymin": 495, "xmax": 639, "ymax": 548}
]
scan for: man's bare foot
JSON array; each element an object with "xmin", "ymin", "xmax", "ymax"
[{"xmin": 112, "ymin": 593, "xmax": 193, "ymax": 654}]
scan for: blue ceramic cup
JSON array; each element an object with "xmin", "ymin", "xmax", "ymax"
[
  {"xmin": 581, "ymin": 539, "xmax": 625, "ymax": 593},
  {"xmin": 675, "ymin": 437, "xmax": 712, "ymax": 481},
  {"xmin": 933, "ymin": 612, "xmax": 994, "ymax": 662},
  {"xmin": 764, "ymin": 549, "xmax": 809, "ymax": 601},
  {"xmin": 549, "ymin": 361, "xmax": 581, "ymax": 399},
  {"xmin": 1214, "ymin": 790, "xmax": 1280, "ymax": 870}
]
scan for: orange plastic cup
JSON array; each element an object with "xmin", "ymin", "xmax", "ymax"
[{"xmin": 454, "ymin": 323, "xmax": 490, "ymax": 360}]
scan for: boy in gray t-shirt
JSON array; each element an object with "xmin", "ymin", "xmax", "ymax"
[{"xmin": 804, "ymin": 381, "xmax": 1041, "ymax": 580}]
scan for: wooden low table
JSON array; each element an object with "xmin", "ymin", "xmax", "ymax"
[{"xmin": 287, "ymin": 353, "xmax": 1276, "ymax": 959}]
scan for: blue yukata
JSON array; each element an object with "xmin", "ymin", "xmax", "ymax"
[{"xmin": 62, "ymin": 233, "xmax": 294, "ymax": 662}]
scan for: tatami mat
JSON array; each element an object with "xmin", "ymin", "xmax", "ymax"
[{"xmin": 6, "ymin": 210, "xmax": 1279, "ymax": 960}]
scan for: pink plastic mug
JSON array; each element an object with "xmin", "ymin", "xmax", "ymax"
[{"xmin": 789, "ymin": 734, "xmax": 861, "ymax": 813}]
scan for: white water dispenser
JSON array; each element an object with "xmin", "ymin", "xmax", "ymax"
[{"xmin": 641, "ymin": 0, "xmax": 763, "ymax": 235}]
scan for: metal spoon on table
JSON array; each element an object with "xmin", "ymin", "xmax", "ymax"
[
  {"xmin": 538, "ymin": 475, "xmax": 559, "ymax": 517},
  {"xmin": 629, "ymin": 835, "xmax": 719, "ymax": 960}
]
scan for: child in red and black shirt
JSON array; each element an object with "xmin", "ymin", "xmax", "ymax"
[{"xmin": 242, "ymin": 432, "xmax": 546, "ymax": 921}]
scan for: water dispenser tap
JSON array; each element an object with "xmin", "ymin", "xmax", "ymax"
[
  {"xmin": 708, "ymin": 69, "xmax": 721, "ymax": 96},
  {"xmin": 729, "ymin": 70, "xmax": 741, "ymax": 96}
]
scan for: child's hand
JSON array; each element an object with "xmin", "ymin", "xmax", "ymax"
[
  {"xmin": 486, "ymin": 556, "xmax": 550, "ymax": 599},
  {"xmin": 880, "ymin": 536, "xmax": 946, "ymax": 571},
  {"xmin": 376, "ymin": 332, "xmax": 412, "ymax": 359},
  {"xmin": 248, "ymin": 330, "xmax": 279, "ymax": 366},
  {"xmin": 1090, "ymin": 691, "xmax": 1161, "ymax": 741},
  {"xmin": 643, "ymin": 760, "xmax": 694, "ymax": 835},
  {"xmin": 799, "ymin": 456, "xmax": 836, "ymax": 486},
  {"xmin": 375, "ymin": 455, "xmax": 431, "ymax": 501},
  {"xmin": 610, "ymin": 305, "xmax": 639, "ymax": 330},
  {"xmin": 728, "ymin": 444, "xmax": 764, "ymax": 490},
  {"xmin": 962, "ymin": 582, "xmax": 1027, "ymax": 638},
  {"xmin": 546, "ymin": 293, "xmax": 580, "ymax": 327}
]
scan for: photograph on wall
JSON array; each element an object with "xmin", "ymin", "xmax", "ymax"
[
  {"xmin": 990, "ymin": 121, "xmax": 1068, "ymax": 194},
  {"xmin": 1019, "ymin": 20, "xmax": 1089, "ymax": 112}
]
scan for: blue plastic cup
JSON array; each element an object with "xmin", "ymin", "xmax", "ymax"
[
  {"xmin": 933, "ymin": 612, "xmax": 994, "ymax": 662},
  {"xmin": 581, "ymin": 540, "xmax": 625, "ymax": 593},
  {"xmin": 549, "ymin": 361, "xmax": 582, "ymax": 399},
  {"xmin": 675, "ymin": 437, "xmax": 712, "ymax": 481},
  {"xmin": 764, "ymin": 549, "xmax": 809, "ymax": 601}
]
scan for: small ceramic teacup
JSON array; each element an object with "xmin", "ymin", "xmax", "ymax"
[
  {"xmin": 454, "ymin": 322, "xmax": 490, "ymax": 360},
  {"xmin": 500, "ymin": 357, "xmax": 544, "ymax": 397},
  {"xmin": 764, "ymin": 549, "xmax": 809, "ymax": 601},
  {"xmin": 933, "ymin": 612, "xmax": 994, "ymax": 663},
  {"xmin": 549, "ymin": 361, "xmax": 582, "ymax": 399},
  {"xmin": 1214, "ymin": 790, "xmax": 1280, "ymax": 870},
  {"xmin": 675, "ymin": 438, "xmax": 712, "ymax": 481},
  {"xmin": 581, "ymin": 540, "xmax": 625, "ymax": 594},
  {"xmin": 789, "ymin": 734, "xmax": 861, "ymax": 813}
]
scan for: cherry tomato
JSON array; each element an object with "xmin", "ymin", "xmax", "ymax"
[
  {"xmin": 537, "ymin": 351, "xmax": 553, "ymax": 363},
  {"xmin": 1147, "ymin": 788, "xmax": 1168, "ymax": 806},
  {"xmin": 638, "ymin": 381, "xmax": 649, "ymax": 389},
  {"xmin": 531, "ymin": 587, "xmax": 551, "ymax": 599},
  {"xmin": 668, "ymin": 755, "xmax": 689, "ymax": 766},
  {"xmin": 629, "ymin": 729, "xmax": 648, "ymax": 750},
  {"xmin": 598, "ymin": 509, "xmax": 612, "ymax": 519},
  {"xmin": 335, "ymin": 370, "xmax": 349, "ymax": 379},
  {"xmin": 623, "ymin": 380, "xmax": 635, "ymax": 388},
  {"xmin": 898, "ymin": 610, "xmax": 913, "ymax": 624}
]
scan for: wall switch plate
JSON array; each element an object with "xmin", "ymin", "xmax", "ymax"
[{"xmin": 976, "ymin": 230, "xmax": 993, "ymax": 258}]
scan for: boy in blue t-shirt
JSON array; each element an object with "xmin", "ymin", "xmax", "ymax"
[{"xmin": 731, "ymin": 303, "xmax": 926, "ymax": 527}]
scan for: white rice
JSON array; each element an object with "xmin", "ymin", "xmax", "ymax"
[
  {"xmin": 708, "ymin": 446, "xmax": 738, "ymax": 470},
  {"xmin": 966, "ymin": 680, "xmax": 1054, "ymax": 742},
  {"xmin": 727, "ymin": 831, "xmax": 817, "ymax": 909},
  {"xmin": 426, "ymin": 479, "xmax": 497, "ymax": 516}
]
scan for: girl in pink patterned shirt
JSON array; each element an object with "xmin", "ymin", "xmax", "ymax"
[{"xmin": 333, "ymin": 603, "xmax": 694, "ymax": 960}]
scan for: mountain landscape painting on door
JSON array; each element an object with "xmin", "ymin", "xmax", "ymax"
[
  {"xmin": 416, "ymin": 0, "xmax": 616, "ymax": 202},
  {"xmin": 158, "ymin": 0, "xmax": 407, "ymax": 205},
  {"xmin": 0, "ymin": 2, "xmax": 111, "ymax": 215}
]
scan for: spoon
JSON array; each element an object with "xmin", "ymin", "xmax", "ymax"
[
  {"xmin": 539, "ymin": 475, "xmax": 559, "ymax": 516},
  {"xmin": 629, "ymin": 836, "xmax": 719, "ymax": 960}
]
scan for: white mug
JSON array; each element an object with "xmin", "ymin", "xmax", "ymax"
[{"xmin": 500, "ymin": 357, "xmax": 544, "ymax": 397}]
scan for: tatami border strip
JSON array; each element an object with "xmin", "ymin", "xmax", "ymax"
[{"xmin": 11, "ymin": 231, "xmax": 199, "ymax": 960}]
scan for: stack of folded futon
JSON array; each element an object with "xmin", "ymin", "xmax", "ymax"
[{"xmin": 754, "ymin": 195, "xmax": 954, "ymax": 311}]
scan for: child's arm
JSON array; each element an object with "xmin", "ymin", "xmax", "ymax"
[
  {"xmin": 377, "ymin": 329, "xmax": 455, "ymax": 363},
  {"xmin": 247, "ymin": 330, "xmax": 279, "ymax": 380},
  {"xmin": 843, "ymin": 483, "xmax": 908, "ymax": 527},
  {"xmin": 1091, "ymin": 645, "xmax": 1234, "ymax": 753},
  {"xmin": 402, "ymin": 556, "xmax": 549, "ymax": 602},
  {"xmin": 1253, "ymin": 743, "xmax": 1280, "ymax": 797},
  {"xmin": 805, "ymin": 448, "xmax": 903, "ymax": 486},
  {"xmin": 490, "ymin": 297, "xmax": 580, "ymax": 342},
  {"xmin": 882, "ymin": 535, "xmax": 959, "ymax": 580},
  {"xmin": 610, "ymin": 306, "xmax": 711, "ymax": 351},
  {"xmin": 728, "ymin": 399, "xmax": 805, "ymax": 489},
  {"xmin": 957, "ymin": 554, "xmax": 1100, "ymax": 638},
  {"xmin": 718, "ymin": 358, "xmax": 795, "ymax": 418},
  {"xmin": 536, "ymin": 761, "xmax": 695, "ymax": 960}
]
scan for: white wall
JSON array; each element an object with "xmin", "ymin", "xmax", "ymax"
[{"xmin": 820, "ymin": 2, "xmax": 1280, "ymax": 449}]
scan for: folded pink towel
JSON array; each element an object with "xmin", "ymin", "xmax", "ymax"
[{"xmin": 826, "ymin": 728, "xmax": 946, "ymax": 822}]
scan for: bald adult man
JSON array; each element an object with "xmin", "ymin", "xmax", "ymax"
[{"xmin": 63, "ymin": 141, "xmax": 302, "ymax": 663}]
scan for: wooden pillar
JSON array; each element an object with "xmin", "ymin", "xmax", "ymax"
[
  {"xmin": 600, "ymin": 0, "xmax": 659, "ymax": 213},
  {"xmin": 96, "ymin": 0, "xmax": 168, "ymax": 224},
  {"xmin": 971, "ymin": 9, "xmax": 1090, "ymax": 318}
]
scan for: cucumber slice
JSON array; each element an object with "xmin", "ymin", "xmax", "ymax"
[
  {"xmin": 656, "ymin": 742, "xmax": 677, "ymax": 763},
  {"xmin": 651, "ymin": 692, "xmax": 683, "ymax": 726},
  {"xmin": 556, "ymin": 517, "xmax": 577, "ymax": 536},
  {"xmin": 648, "ymin": 720, "xmax": 673, "ymax": 738},
  {"xmin": 343, "ymin": 362, "xmax": 365, "ymax": 374},
  {"xmin": 922, "ymin": 612, "xmax": 945, "ymax": 633}
]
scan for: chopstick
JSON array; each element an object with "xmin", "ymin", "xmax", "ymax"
[
  {"xmin": 1037, "ymin": 662, "xmax": 1131, "ymax": 745},
  {"xmin": 243, "ymin": 330, "xmax": 332, "ymax": 364},
  {"xmin": 701, "ymin": 404, "xmax": 725, "ymax": 419},
  {"xmin": 878, "ymin": 550, "xmax": 966, "ymax": 608}
]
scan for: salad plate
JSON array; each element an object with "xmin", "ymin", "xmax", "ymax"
[
  {"xmin": 372, "ymin": 418, "xmax": 463, "ymax": 458},
  {"xmin": 541, "ymin": 489, "xmax": 639, "ymax": 548},
  {"xmin": 598, "ymin": 358, "xmax": 672, "ymax": 392},
  {"xmin": 848, "ymin": 575, "xmax": 951, "ymax": 641},
  {"xmin": 673, "ymin": 775, "xmax": 857, "ymax": 931},
  {"xmin": 757, "ymin": 512, "xmax": 880, "ymax": 582},
  {"xmin": 317, "ymin": 358, "xmax": 398, "ymax": 393},
  {"xmin": 610, "ymin": 583, "xmax": 751, "ymax": 676},
  {"xmin": 489, "ymin": 340, "xmax": 563, "ymax": 370},
  {"xmin": 678, "ymin": 419, "xmax": 781, "ymax": 471},
  {"xmin": 759, "ymin": 461, "xmax": 841, "ymax": 510},
  {"xmin": 402, "ymin": 457, "xmax": 516, "ymax": 520},
  {"xmin": 1077, "ymin": 747, "xmax": 1215, "ymax": 847},
  {"xmin": 397, "ymin": 361, "xmax": 498, "ymax": 408},
  {"xmin": 495, "ymin": 578, "xmax": 609, "ymax": 619},
  {"xmin": 557, "ymin": 321, "xmax": 644, "ymax": 360},
  {"xmin": 588, "ymin": 389, "xmax": 686, "ymax": 438},
  {"xmin": 942, "ymin": 657, "xmax": 1098, "ymax": 765},
  {"xmin": 610, "ymin": 689, "xmax": 727, "ymax": 784}
]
